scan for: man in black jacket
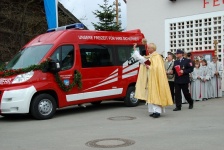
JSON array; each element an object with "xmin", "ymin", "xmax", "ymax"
[{"xmin": 170, "ymin": 49, "xmax": 194, "ymax": 111}]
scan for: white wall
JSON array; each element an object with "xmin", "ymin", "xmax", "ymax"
[{"xmin": 127, "ymin": 0, "xmax": 224, "ymax": 54}]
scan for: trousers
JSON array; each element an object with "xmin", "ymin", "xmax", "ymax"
[
  {"xmin": 175, "ymin": 83, "xmax": 193, "ymax": 108},
  {"xmin": 168, "ymin": 81, "xmax": 175, "ymax": 103}
]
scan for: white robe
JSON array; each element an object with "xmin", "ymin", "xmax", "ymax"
[
  {"xmin": 207, "ymin": 64, "xmax": 213, "ymax": 99},
  {"xmin": 209, "ymin": 61, "xmax": 223, "ymax": 98},
  {"xmin": 200, "ymin": 66, "xmax": 211, "ymax": 99},
  {"xmin": 191, "ymin": 68, "xmax": 202, "ymax": 101}
]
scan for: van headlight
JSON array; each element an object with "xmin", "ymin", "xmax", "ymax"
[{"xmin": 12, "ymin": 71, "xmax": 34, "ymax": 84}]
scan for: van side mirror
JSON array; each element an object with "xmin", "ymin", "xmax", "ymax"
[
  {"xmin": 49, "ymin": 60, "xmax": 61, "ymax": 73},
  {"xmin": 42, "ymin": 60, "xmax": 61, "ymax": 73}
]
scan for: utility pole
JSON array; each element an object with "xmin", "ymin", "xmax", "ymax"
[{"xmin": 115, "ymin": 0, "xmax": 119, "ymax": 25}]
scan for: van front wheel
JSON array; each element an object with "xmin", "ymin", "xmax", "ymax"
[
  {"xmin": 124, "ymin": 86, "xmax": 139, "ymax": 107},
  {"xmin": 30, "ymin": 94, "xmax": 56, "ymax": 120}
]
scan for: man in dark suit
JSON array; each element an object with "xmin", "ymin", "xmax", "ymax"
[{"xmin": 170, "ymin": 49, "xmax": 194, "ymax": 111}]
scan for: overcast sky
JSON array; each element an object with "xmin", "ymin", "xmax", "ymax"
[{"xmin": 59, "ymin": 0, "xmax": 127, "ymax": 30}]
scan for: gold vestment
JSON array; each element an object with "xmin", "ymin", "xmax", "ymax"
[{"xmin": 135, "ymin": 52, "xmax": 173, "ymax": 107}]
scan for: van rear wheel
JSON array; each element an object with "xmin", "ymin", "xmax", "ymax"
[
  {"xmin": 30, "ymin": 94, "xmax": 56, "ymax": 120},
  {"xmin": 124, "ymin": 86, "xmax": 139, "ymax": 107}
]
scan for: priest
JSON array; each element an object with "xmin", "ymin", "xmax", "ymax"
[{"xmin": 132, "ymin": 43, "xmax": 173, "ymax": 118}]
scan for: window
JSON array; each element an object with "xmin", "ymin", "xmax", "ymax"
[
  {"xmin": 80, "ymin": 45, "xmax": 114, "ymax": 68},
  {"xmin": 116, "ymin": 45, "xmax": 145, "ymax": 65},
  {"xmin": 165, "ymin": 11, "xmax": 224, "ymax": 62},
  {"xmin": 80, "ymin": 44, "xmax": 145, "ymax": 68},
  {"xmin": 6, "ymin": 44, "xmax": 52, "ymax": 70},
  {"xmin": 51, "ymin": 45, "xmax": 74, "ymax": 70},
  {"xmin": 117, "ymin": 46, "xmax": 133, "ymax": 63}
]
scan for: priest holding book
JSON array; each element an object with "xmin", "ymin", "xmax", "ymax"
[{"xmin": 133, "ymin": 43, "xmax": 173, "ymax": 118}]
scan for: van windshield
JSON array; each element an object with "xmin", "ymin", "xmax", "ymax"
[{"xmin": 5, "ymin": 44, "xmax": 52, "ymax": 70}]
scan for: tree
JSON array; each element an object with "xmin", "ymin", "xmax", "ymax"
[
  {"xmin": 92, "ymin": 0, "xmax": 122, "ymax": 31},
  {"xmin": 0, "ymin": 0, "xmax": 81, "ymax": 62}
]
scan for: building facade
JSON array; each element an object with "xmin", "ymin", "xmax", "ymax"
[
  {"xmin": 127, "ymin": 0, "xmax": 223, "ymax": 55},
  {"xmin": 127, "ymin": 0, "xmax": 224, "ymax": 89}
]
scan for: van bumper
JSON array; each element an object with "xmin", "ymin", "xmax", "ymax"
[{"xmin": 0, "ymin": 86, "xmax": 36, "ymax": 114}]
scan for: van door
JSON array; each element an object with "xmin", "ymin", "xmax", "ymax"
[
  {"xmin": 50, "ymin": 45, "xmax": 77, "ymax": 104},
  {"xmin": 78, "ymin": 44, "xmax": 121, "ymax": 101}
]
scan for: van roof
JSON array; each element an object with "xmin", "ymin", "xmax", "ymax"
[{"xmin": 24, "ymin": 29, "xmax": 145, "ymax": 48}]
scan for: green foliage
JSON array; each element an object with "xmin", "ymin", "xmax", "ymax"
[
  {"xmin": 0, "ymin": 59, "xmax": 50, "ymax": 77},
  {"xmin": 0, "ymin": 59, "xmax": 82, "ymax": 92},
  {"xmin": 92, "ymin": 0, "xmax": 123, "ymax": 31},
  {"xmin": 54, "ymin": 70, "xmax": 82, "ymax": 92}
]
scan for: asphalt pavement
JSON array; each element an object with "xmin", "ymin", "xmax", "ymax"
[{"xmin": 0, "ymin": 98, "xmax": 223, "ymax": 150}]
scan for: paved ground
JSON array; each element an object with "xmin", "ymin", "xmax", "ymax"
[{"xmin": 0, "ymin": 98, "xmax": 224, "ymax": 150}]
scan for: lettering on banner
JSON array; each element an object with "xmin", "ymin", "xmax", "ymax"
[
  {"xmin": 78, "ymin": 35, "xmax": 140, "ymax": 42},
  {"xmin": 203, "ymin": 0, "xmax": 224, "ymax": 8}
]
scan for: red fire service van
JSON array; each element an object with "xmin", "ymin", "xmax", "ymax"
[{"xmin": 0, "ymin": 23, "xmax": 146, "ymax": 120}]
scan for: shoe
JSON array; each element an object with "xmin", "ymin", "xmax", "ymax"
[
  {"xmin": 173, "ymin": 108, "xmax": 181, "ymax": 111},
  {"xmin": 189, "ymin": 104, "xmax": 193, "ymax": 109},
  {"xmin": 149, "ymin": 113, "xmax": 155, "ymax": 117},
  {"xmin": 152, "ymin": 113, "xmax": 160, "ymax": 118},
  {"xmin": 189, "ymin": 101, "xmax": 194, "ymax": 109}
]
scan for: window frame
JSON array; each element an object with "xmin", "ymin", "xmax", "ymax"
[
  {"xmin": 50, "ymin": 44, "xmax": 75, "ymax": 71},
  {"xmin": 79, "ymin": 44, "xmax": 115, "ymax": 68}
]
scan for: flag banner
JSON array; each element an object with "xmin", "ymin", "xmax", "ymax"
[{"xmin": 44, "ymin": 0, "xmax": 58, "ymax": 29}]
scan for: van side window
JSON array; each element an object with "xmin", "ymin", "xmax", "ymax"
[
  {"xmin": 117, "ymin": 46, "xmax": 133, "ymax": 63},
  {"xmin": 115, "ymin": 45, "xmax": 145, "ymax": 65},
  {"xmin": 50, "ymin": 45, "xmax": 74, "ymax": 70},
  {"xmin": 80, "ymin": 45, "xmax": 114, "ymax": 68}
]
